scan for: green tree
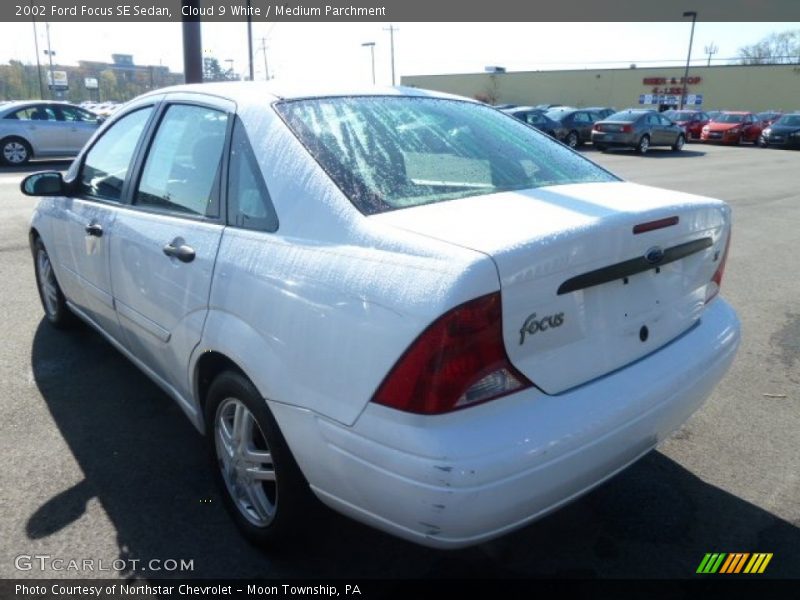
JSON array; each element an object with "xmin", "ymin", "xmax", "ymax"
[
  {"xmin": 738, "ymin": 30, "xmax": 800, "ymax": 65},
  {"xmin": 203, "ymin": 57, "xmax": 239, "ymax": 82}
]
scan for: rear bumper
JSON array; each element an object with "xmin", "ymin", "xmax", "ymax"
[{"xmin": 273, "ymin": 299, "xmax": 740, "ymax": 549}]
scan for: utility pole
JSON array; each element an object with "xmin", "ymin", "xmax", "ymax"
[
  {"xmin": 704, "ymin": 42, "xmax": 718, "ymax": 67},
  {"xmin": 383, "ymin": 24, "xmax": 398, "ymax": 86},
  {"xmin": 44, "ymin": 22, "xmax": 56, "ymax": 99},
  {"xmin": 30, "ymin": 3, "xmax": 44, "ymax": 99},
  {"xmin": 679, "ymin": 11, "xmax": 697, "ymax": 110},
  {"xmin": 246, "ymin": 0, "xmax": 254, "ymax": 80},
  {"xmin": 181, "ymin": 0, "xmax": 203, "ymax": 84},
  {"xmin": 259, "ymin": 37, "xmax": 270, "ymax": 80}
]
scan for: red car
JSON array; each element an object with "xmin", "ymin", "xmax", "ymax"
[
  {"xmin": 663, "ymin": 109, "xmax": 711, "ymax": 141},
  {"xmin": 700, "ymin": 111, "xmax": 763, "ymax": 144}
]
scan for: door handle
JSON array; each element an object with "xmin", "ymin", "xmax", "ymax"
[
  {"xmin": 84, "ymin": 222, "xmax": 103, "ymax": 237},
  {"xmin": 162, "ymin": 237, "xmax": 196, "ymax": 263}
]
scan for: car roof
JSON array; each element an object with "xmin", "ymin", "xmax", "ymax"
[
  {"xmin": 721, "ymin": 111, "xmax": 750, "ymax": 115},
  {"xmin": 140, "ymin": 82, "xmax": 473, "ymax": 105}
]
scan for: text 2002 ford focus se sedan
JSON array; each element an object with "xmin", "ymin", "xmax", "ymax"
[{"xmin": 24, "ymin": 84, "xmax": 739, "ymax": 549}]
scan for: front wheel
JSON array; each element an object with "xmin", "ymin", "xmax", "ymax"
[
  {"xmin": 205, "ymin": 371, "xmax": 313, "ymax": 547},
  {"xmin": 636, "ymin": 135, "xmax": 650, "ymax": 155},
  {"xmin": 672, "ymin": 134, "xmax": 685, "ymax": 152},
  {"xmin": 33, "ymin": 238, "xmax": 75, "ymax": 329}
]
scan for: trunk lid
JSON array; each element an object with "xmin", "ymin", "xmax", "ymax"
[{"xmin": 371, "ymin": 181, "xmax": 730, "ymax": 394}]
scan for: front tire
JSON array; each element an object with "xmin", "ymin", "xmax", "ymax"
[
  {"xmin": 672, "ymin": 134, "xmax": 685, "ymax": 152},
  {"xmin": 205, "ymin": 371, "xmax": 312, "ymax": 547},
  {"xmin": 636, "ymin": 135, "xmax": 650, "ymax": 155},
  {"xmin": 33, "ymin": 237, "xmax": 75, "ymax": 329},
  {"xmin": 2, "ymin": 137, "xmax": 32, "ymax": 166}
]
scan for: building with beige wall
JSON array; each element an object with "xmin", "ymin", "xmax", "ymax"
[{"xmin": 401, "ymin": 64, "xmax": 800, "ymax": 112}]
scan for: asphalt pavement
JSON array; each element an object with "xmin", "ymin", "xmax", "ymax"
[{"xmin": 0, "ymin": 145, "xmax": 797, "ymax": 579}]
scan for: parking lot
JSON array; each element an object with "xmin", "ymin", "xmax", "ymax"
[{"xmin": 0, "ymin": 142, "xmax": 797, "ymax": 579}]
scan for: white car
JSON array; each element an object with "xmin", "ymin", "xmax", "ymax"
[{"xmin": 24, "ymin": 83, "xmax": 740, "ymax": 549}]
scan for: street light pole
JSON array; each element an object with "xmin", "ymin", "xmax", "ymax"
[
  {"xmin": 44, "ymin": 22, "xmax": 56, "ymax": 99},
  {"xmin": 680, "ymin": 11, "xmax": 697, "ymax": 110},
  {"xmin": 361, "ymin": 42, "xmax": 375, "ymax": 84},
  {"xmin": 30, "ymin": 5, "xmax": 44, "ymax": 99}
]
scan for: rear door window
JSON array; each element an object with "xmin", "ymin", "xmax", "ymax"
[{"xmin": 134, "ymin": 104, "xmax": 228, "ymax": 218}]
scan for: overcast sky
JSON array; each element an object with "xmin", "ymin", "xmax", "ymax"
[{"xmin": 0, "ymin": 21, "xmax": 797, "ymax": 86}]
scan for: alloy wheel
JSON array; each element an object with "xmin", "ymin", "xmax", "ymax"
[
  {"xmin": 36, "ymin": 248, "xmax": 59, "ymax": 318},
  {"xmin": 214, "ymin": 397, "xmax": 277, "ymax": 527}
]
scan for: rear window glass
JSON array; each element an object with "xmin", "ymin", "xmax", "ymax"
[
  {"xmin": 275, "ymin": 96, "xmax": 616, "ymax": 215},
  {"xmin": 606, "ymin": 111, "xmax": 646, "ymax": 122}
]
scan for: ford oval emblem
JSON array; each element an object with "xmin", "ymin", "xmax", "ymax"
[{"xmin": 645, "ymin": 246, "xmax": 665, "ymax": 264}]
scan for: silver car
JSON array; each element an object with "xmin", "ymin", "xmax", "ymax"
[{"xmin": 1, "ymin": 101, "xmax": 101, "ymax": 165}]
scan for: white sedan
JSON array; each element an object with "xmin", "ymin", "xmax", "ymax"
[{"xmin": 23, "ymin": 83, "xmax": 739, "ymax": 549}]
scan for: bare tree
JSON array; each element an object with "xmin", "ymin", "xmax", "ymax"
[{"xmin": 737, "ymin": 30, "xmax": 800, "ymax": 65}]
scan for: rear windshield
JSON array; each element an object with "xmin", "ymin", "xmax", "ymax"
[
  {"xmin": 276, "ymin": 96, "xmax": 616, "ymax": 215},
  {"xmin": 665, "ymin": 111, "xmax": 695, "ymax": 121},
  {"xmin": 605, "ymin": 111, "xmax": 645, "ymax": 122}
]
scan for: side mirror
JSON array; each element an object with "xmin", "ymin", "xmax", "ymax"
[{"xmin": 21, "ymin": 171, "xmax": 66, "ymax": 197}]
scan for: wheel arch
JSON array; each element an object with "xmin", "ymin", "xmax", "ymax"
[{"xmin": 193, "ymin": 350, "xmax": 248, "ymax": 420}]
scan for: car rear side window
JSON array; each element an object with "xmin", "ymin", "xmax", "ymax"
[
  {"xmin": 276, "ymin": 96, "xmax": 616, "ymax": 215},
  {"xmin": 79, "ymin": 107, "xmax": 153, "ymax": 202},
  {"xmin": 227, "ymin": 118, "xmax": 278, "ymax": 232},
  {"xmin": 134, "ymin": 104, "xmax": 228, "ymax": 218}
]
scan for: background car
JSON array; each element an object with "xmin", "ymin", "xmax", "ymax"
[
  {"xmin": 591, "ymin": 109, "xmax": 686, "ymax": 154},
  {"xmin": 1, "ymin": 101, "xmax": 101, "ymax": 165},
  {"xmin": 759, "ymin": 113, "xmax": 800, "ymax": 149},
  {"xmin": 700, "ymin": 111, "xmax": 763, "ymax": 144},
  {"xmin": 503, "ymin": 106, "xmax": 566, "ymax": 138},
  {"xmin": 544, "ymin": 107, "xmax": 598, "ymax": 148},
  {"xmin": 662, "ymin": 109, "xmax": 711, "ymax": 141}
]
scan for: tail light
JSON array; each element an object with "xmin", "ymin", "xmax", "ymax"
[
  {"xmin": 621, "ymin": 124, "xmax": 633, "ymax": 133},
  {"xmin": 705, "ymin": 230, "xmax": 731, "ymax": 303},
  {"xmin": 372, "ymin": 292, "xmax": 532, "ymax": 415}
]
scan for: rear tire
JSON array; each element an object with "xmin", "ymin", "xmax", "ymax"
[
  {"xmin": 636, "ymin": 135, "xmax": 650, "ymax": 155},
  {"xmin": 672, "ymin": 134, "xmax": 685, "ymax": 152},
  {"xmin": 205, "ymin": 370, "xmax": 313, "ymax": 547},
  {"xmin": 33, "ymin": 237, "xmax": 76, "ymax": 329},
  {"xmin": 566, "ymin": 131, "xmax": 579, "ymax": 149},
  {"xmin": 1, "ymin": 136, "xmax": 32, "ymax": 166}
]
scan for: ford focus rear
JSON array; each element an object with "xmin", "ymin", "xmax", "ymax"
[{"xmin": 26, "ymin": 85, "xmax": 739, "ymax": 549}]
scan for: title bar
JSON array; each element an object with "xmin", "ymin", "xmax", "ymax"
[{"xmin": 3, "ymin": 0, "xmax": 800, "ymax": 22}]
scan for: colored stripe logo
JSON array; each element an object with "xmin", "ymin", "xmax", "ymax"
[{"xmin": 696, "ymin": 553, "xmax": 773, "ymax": 574}]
